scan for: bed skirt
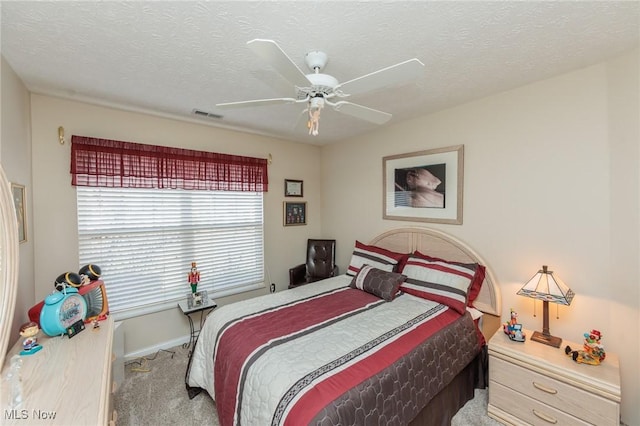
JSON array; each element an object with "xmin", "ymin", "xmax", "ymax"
[{"xmin": 409, "ymin": 344, "xmax": 488, "ymax": 426}]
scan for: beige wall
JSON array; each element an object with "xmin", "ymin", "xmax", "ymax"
[
  {"xmin": 0, "ymin": 57, "xmax": 35, "ymax": 348},
  {"xmin": 28, "ymin": 95, "xmax": 323, "ymax": 354},
  {"xmin": 321, "ymin": 49, "xmax": 639, "ymax": 425},
  {"xmin": 606, "ymin": 50, "xmax": 640, "ymax": 426}
]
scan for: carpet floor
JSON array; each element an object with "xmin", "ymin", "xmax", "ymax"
[{"xmin": 114, "ymin": 345, "xmax": 501, "ymax": 425}]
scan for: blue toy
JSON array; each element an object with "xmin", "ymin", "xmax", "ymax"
[{"xmin": 503, "ymin": 308, "xmax": 526, "ymax": 342}]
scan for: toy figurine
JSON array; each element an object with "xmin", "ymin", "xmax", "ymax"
[
  {"xmin": 565, "ymin": 329, "xmax": 606, "ymax": 365},
  {"xmin": 188, "ymin": 262, "xmax": 200, "ymax": 294},
  {"xmin": 503, "ymin": 308, "xmax": 526, "ymax": 342},
  {"xmin": 19, "ymin": 321, "xmax": 43, "ymax": 356}
]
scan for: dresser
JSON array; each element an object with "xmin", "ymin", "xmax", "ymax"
[
  {"xmin": 1, "ymin": 316, "xmax": 117, "ymax": 425},
  {"xmin": 488, "ymin": 328, "xmax": 621, "ymax": 426}
]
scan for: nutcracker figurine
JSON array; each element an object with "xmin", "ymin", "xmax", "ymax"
[{"xmin": 188, "ymin": 262, "xmax": 200, "ymax": 294}]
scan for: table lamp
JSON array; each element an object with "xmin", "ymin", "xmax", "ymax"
[{"xmin": 517, "ymin": 265, "xmax": 575, "ymax": 348}]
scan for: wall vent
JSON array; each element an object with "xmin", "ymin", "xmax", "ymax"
[{"xmin": 192, "ymin": 109, "xmax": 223, "ymax": 119}]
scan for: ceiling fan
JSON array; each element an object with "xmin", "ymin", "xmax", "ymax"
[{"xmin": 216, "ymin": 39, "xmax": 425, "ymax": 136}]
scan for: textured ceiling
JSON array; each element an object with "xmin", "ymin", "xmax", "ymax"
[{"xmin": 1, "ymin": 1, "xmax": 638, "ymax": 145}]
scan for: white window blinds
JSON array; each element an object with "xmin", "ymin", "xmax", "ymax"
[{"xmin": 77, "ymin": 187, "xmax": 264, "ymax": 318}]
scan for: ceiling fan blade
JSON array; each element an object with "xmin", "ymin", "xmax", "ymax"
[
  {"xmin": 216, "ymin": 98, "xmax": 298, "ymax": 109},
  {"xmin": 246, "ymin": 39, "xmax": 311, "ymax": 88},
  {"xmin": 332, "ymin": 101, "xmax": 392, "ymax": 125},
  {"xmin": 336, "ymin": 58, "xmax": 425, "ymax": 96}
]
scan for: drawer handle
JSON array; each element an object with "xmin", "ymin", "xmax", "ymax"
[
  {"xmin": 532, "ymin": 409, "xmax": 558, "ymax": 424},
  {"xmin": 532, "ymin": 381, "xmax": 558, "ymax": 394}
]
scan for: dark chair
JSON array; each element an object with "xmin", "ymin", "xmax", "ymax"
[{"xmin": 288, "ymin": 239, "xmax": 339, "ymax": 289}]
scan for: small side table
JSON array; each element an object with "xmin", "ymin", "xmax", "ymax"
[
  {"xmin": 178, "ymin": 296, "xmax": 217, "ymax": 356},
  {"xmin": 488, "ymin": 328, "xmax": 621, "ymax": 425}
]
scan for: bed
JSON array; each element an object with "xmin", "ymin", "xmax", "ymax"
[{"xmin": 187, "ymin": 227, "xmax": 502, "ymax": 426}]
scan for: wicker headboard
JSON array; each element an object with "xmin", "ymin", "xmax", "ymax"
[{"xmin": 369, "ymin": 227, "xmax": 502, "ymax": 338}]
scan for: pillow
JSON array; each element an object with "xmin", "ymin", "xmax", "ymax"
[
  {"xmin": 349, "ymin": 265, "xmax": 406, "ymax": 302},
  {"xmin": 400, "ymin": 254, "xmax": 475, "ymax": 314},
  {"xmin": 413, "ymin": 250, "xmax": 486, "ymax": 307},
  {"xmin": 346, "ymin": 241, "xmax": 407, "ymax": 276}
]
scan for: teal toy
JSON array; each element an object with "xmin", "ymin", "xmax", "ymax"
[{"xmin": 40, "ymin": 287, "xmax": 87, "ymax": 336}]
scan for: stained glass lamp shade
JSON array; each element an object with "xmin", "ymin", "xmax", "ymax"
[{"xmin": 517, "ymin": 265, "xmax": 575, "ymax": 348}]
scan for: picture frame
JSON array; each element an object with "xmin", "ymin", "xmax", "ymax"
[
  {"xmin": 383, "ymin": 145, "xmax": 464, "ymax": 225},
  {"xmin": 11, "ymin": 183, "xmax": 27, "ymax": 243},
  {"xmin": 283, "ymin": 201, "xmax": 307, "ymax": 226},
  {"xmin": 187, "ymin": 289, "xmax": 209, "ymax": 309},
  {"xmin": 284, "ymin": 179, "xmax": 304, "ymax": 197}
]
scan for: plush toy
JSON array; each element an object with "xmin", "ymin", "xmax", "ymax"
[
  {"xmin": 565, "ymin": 329, "xmax": 606, "ymax": 365},
  {"xmin": 503, "ymin": 308, "xmax": 526, "ymax": 342}
]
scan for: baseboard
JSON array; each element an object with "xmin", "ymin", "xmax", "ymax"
[{"xmin": 124, "ymin": 334, "xmax": 190, "ymax": 361}]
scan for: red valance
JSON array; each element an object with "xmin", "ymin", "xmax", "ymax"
[{"xmin": 70, "ymin": 136, "xmax": 268, "ymax": 192}]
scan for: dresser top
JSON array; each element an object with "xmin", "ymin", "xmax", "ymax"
[{"xmin": 1, "ymin": 316, "xmax": 114, "ymax": 425}]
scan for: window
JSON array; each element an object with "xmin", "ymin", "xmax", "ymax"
[
  {"xmin": 70, "ymin": 134, "xmax": 269, "ymax": 319},
  {"xmin": 77, "ymin": 186, "xmax": 264, "ymax": 318}
]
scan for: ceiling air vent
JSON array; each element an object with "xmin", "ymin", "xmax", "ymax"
[{"xmin": 192, "ymin": 109, "xmax": 223, "ymax": 120}]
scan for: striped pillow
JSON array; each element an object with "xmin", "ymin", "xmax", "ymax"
[
  {"xmin": 346, "ymin": 241, "xmax": 407, "ymax": 276},
  {"xmin": 413, "ymin": 251, "xmax": 486, "ymax": 307},
  {"xmin": 400, "ymin": 254, "xmax": 474, "ymax": 314}
]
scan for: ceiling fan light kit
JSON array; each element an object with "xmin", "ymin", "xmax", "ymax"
[{"xmin": 217, "ymin": 39, "xmax": 424, "ymax": 136}]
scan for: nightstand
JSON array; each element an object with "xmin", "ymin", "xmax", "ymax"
[
  {"xmin": 488, "ymin": 328, "xmax": 620, "ymax": 425},
  {"xmin": 178, "ymin": 296, "xmax": 217, "ymax": 356}
]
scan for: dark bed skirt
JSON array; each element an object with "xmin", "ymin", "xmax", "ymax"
[{"xmin": 408, "ymin": 345, "xmax": 488, "ymax": 426}]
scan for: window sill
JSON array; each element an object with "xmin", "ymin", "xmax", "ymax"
[{"xmin": 111, "ymin": 281, "xmax": 266, "ymax": 321}]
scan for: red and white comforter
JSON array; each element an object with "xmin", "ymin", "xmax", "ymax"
[{"xmin": 187, "ymin": 275, "xmax": 480, "ymax": 426}]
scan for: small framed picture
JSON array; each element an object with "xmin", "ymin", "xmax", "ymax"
[
  {"xmin": 284, "ymin": 179, "xmax": 303, "ymax": 197},
  {"xmin": 187, "ymin": 289, "xmax": 209, "ymax": 309},
  {"xmin": 284, "ymin": 202, "xmax": 307, "ymax": 226}
]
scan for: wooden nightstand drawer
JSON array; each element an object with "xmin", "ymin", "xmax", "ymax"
[
  {"xmin": 490, "ymin": 381, "xmax": 590, "ymax": 425},
  {"xmin": 491, "ymin": 357, "xmax": 618, "ymax": 425}
]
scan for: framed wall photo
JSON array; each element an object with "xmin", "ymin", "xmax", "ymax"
[
  {"xmin": 11, "ymin": 183, "xmax": 27, "ymax": 243},
  {"xmin": 383, "ymin": 145, "xmax": 464, "ymax": 225},
  {"xmin": 284, "ymin": 179, "xmax": 303, "ymax": 197},
  {"xmin": 283, "ymin": 201, "xmax": 307, "ymax": 226}
]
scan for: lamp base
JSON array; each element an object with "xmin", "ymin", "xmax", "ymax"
[{"xmin": 530, "ymin": 330, "xmax": 562, "ymax": 348}]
